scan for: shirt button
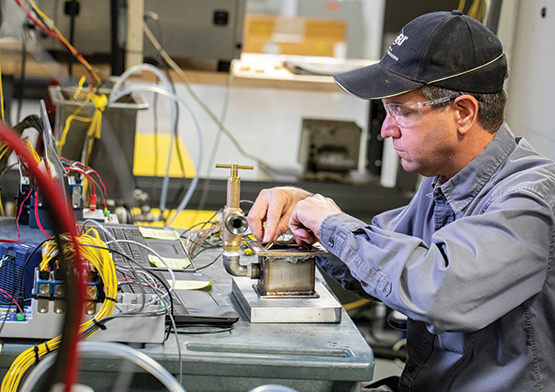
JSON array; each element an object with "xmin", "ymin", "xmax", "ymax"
[{"xmin": 328, "ymin": 238, "xmax": 334, "ymax": 248}]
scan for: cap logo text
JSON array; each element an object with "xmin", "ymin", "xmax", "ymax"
[{"xmin": 392, "ymin": 33, "xmax": 409, "ymax": 47}]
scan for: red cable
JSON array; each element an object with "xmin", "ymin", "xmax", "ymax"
[
  {"xmin": 0, "ymin": 121, "xmax": 84, "ymax": 391},
  {"xmin": 86, "ymin": 169, "xmax": 108, "ymax": 210},
  {"xmin": 33, "ymin": 188, "xmax": 52, "ymax": 238},
  {"xmin": 0, "ymin": 288, "xmax": 25, "ymax": 314},
  {"xmin": 16, "ymin": 190, "xmax": 33, "ymax": 242},
  {"xmin": 61, "ymin": 159, "xmax": 108, "ymax": 211},
  {"xmin": 65, "ymin": 167, "xmax": 97, "ymax": 210},
  {"xmin": 65, "ymin": 167, "xmax": 96, "ymax": 194}
]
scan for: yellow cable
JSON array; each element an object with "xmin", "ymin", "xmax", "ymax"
[
  {"xmin": 57, "ymin": 112, "xmax": 92, "ymax": 155},
  {"xmin": 57, "ymin": 77, "xmax": 91, "ymax": 155},
  {"xmin": 56, "ymin": 79, "xmax": 107, "ymax": 164},
  {"xmin": 24, "ymin": 140, "xmax": 41, "ymax": 165},
  {"xmin": 0, "ymin": 144, "xmax": 10, "ymax": 160},
  {"xmin": 2, "ymin": 232, "xmax": 117, "ymax": 392},
  {"xmin": 73, "ymin": 75, "xmax": 88, "ymax": 100},
  {"xmin": 83, "ymin": 94, "xmax": 107, "ymax": 166},
  {"xmin": 0, "ymin": 192, "xmax": 5, "ymax": 217}
]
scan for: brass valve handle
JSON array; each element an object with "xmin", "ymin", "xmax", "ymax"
[{"xmin": 216, "ymin": 163, "xmax": 254, "ymax": 179}]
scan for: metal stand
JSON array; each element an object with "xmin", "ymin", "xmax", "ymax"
[{"xmin": 231, "ymin": 276, "xmax": 342, "ymax": 323}]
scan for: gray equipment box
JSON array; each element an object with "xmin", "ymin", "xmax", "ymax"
[
  {"xmin": 298, "ymin": 118, "xmax": 362, "ymax": 174},
  {"xmin": 49, "ymin": 84, "xmax": 148, "ymax": 203},
  {"xmin": 35, "ymin": 0, "xmax": 245, "ymax": 69}
]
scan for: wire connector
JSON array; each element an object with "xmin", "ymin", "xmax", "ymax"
[{"xmin": 89, "ymin": 193, "xmax": 97, "ymax": 211}]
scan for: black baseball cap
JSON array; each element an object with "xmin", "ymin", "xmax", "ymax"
[{"xmin": 333, "ymin": 10, "xmax": 507, "ymax": 99}]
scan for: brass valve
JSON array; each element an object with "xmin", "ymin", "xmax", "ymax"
[{"xmin": 216, "ymin": 163, "xmax": 253, "ymax": 252}]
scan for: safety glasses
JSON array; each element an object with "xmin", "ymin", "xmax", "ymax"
[{"xmin": 383, "ymin": 96, "xmax": 459, "ymax": 127}]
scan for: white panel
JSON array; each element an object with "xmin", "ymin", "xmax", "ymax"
[
  {"xmin": 505, "ymin": 1, "xmax": 555, "ymax": 160},
  {"xmin": 134, "ymin": 82, "xmax": 369, "ymax": 181}
]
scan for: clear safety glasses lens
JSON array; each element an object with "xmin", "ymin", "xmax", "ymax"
[{"xmin": 383, "ymin": 96, "xmax": 459, "ymax": 127}]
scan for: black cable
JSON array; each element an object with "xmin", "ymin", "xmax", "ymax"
[
  {"xmin": 64, "ymin": 0, "xmax": 80, "ymax": 76},
  {"xmin": 12, "ymin": 114, "xmax": 44, "ymax": 135},
  {"xmin": 179, "ymin": 209, "xmax": 221, "ymax": 238},
  {"xmin": 165, "ymin": 324, "xmax": 233, "ymax": 340},
  {"xmin": 123, "ymin": 203, "xmax": 136, "ymax": 224},
  {"xmin": 195, "ymin": 251, "xmax": 222, "ymax": 271},
  {"xmin": 0, "ymin": 163, "xmax": 19, "ymax": 182},
  {"xmin": 153, "ymin": 269, "xmax": 176, "ymax": 342}
]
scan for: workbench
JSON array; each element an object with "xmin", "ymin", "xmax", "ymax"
[{"xmin": 0, "ymin": 219, "xmax": 375, "ymax": 392}]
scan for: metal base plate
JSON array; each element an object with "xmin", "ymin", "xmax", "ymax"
[{"xmin": 232, "ymin": 277, "xmax": 342, "ymax": 323}]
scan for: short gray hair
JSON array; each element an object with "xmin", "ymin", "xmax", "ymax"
[{"xmin": 420, "ymin": 85, "xmax": 507, "ymax": 133}]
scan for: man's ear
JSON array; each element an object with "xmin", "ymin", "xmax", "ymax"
[{"xmin": 453, "ymin": 95, "xmax": 479, "ymax": 134}]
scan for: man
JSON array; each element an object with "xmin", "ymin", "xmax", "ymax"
[{"xmin": 247, "ymin": 10, "xmax": 555, "ymax": 392}]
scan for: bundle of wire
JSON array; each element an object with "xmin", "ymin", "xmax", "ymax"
[
  {"xmin": 0, "ymin": 231, "xmax": 117, "ymax": 392},
  {"xmin": 0, "ymin": 122, "xmax": 85, "ymax": 392},
  {"xmin": 56, "ymin": 77, "xmax": 108, "ymax": 167}
]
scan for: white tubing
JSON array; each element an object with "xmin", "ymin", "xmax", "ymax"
[
  {"xmin": 110, "ymin": 85, "xmax": 203, "ymax": 227},
  {"xmin": 108, "ymin": 64, "xmax": 178, "ymax": 213},
  {"xmin": 20, "ymin": 341, "xmax": 186, "ymax": 392},
  {"xmin": 108, "ymin": 64, "xmax": 173, "ymax": 101}
]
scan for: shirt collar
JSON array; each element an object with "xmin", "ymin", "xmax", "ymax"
[{"xmin": 432, "ymin": 122, "xmax": 517, "ymax": 213}]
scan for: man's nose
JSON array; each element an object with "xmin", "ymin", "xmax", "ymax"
[{"xmin": 381, "ymin": 114, "xmax": 401, "ymax": 138}]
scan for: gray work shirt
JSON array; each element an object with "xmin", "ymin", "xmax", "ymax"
[{"xmin": 319, "ymin": 123, "xmax": 555, "ymax": 391}]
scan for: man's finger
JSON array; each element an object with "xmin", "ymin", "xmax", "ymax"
[
  {"xmin": 263, "ymin": 203, "xmax": 286, "ymax": 242},
  {"xmin": 247, "ymin": 199, "xmax": 269, "ymax": 240}
]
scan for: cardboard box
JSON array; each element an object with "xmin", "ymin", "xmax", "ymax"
[{"xmin": 243, "ymin": 14, "xmax": 347, "ymax": 57}]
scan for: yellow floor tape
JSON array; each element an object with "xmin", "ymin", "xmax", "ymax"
[
  {"xmin": 133, "ymin": 133, "xmax": 196, "ymax": 178},
  {"xmin": 133, "ymin": 134, "xmax": 215, "ymax": 229}
]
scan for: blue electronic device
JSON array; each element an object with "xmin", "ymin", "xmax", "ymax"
[{"xmin": 0, "ymin": 242, "xmax": 42, "ymax": 305}]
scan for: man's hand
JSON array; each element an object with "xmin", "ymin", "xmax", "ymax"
[
  {"xmin": 247, "ymin": 187, "xmax": 313, "ymax": 242},
  {"xmin": 289, "ymin": 194, "xmax": 342, "ymax": 245}
]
